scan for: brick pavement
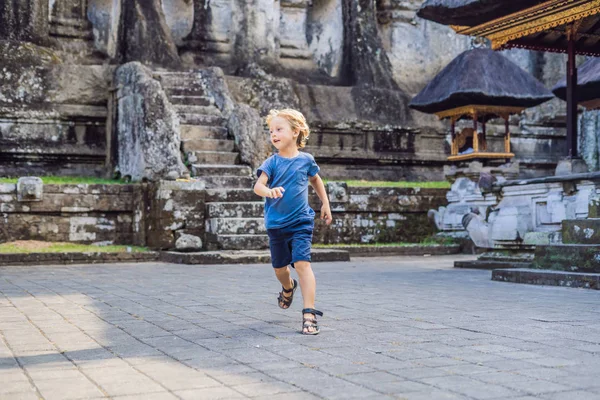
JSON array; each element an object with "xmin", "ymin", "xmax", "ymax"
[{"xmin": 1, "ymin": 255, "xmax": 599, "ymax": 400}]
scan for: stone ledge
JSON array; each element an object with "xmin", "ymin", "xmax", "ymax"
[
  {"xmin": 492, "ymin": 268, "xmax": 600, "ymax": 290},
  {"xmin": 0, "ymin": 252, "xmax": 160, "ymax": 266},
  {"xmin": 160, "ymin": 249, "xmax": 350, "ymax": 265},
  {"xmin": 455, "ymin": 260, "xmax": 532, "ymax": 270},
  {"xmin": 318, "ymin": 244, "xmax": 460, "ymax": 257}
]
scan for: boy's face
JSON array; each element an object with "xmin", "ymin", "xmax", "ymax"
[{"xmin": 269, "ymin": 116, "xmax": 298, "ymax": 150}]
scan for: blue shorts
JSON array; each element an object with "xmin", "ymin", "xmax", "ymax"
[{"xmin": 267, "ymin": 218, "xmax": 314, "ymax": 269}]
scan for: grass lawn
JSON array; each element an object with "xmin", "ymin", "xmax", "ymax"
[
  {"xmin": 0, "ymin": 177, "xmax": 126, "ymax": 185},
  {"xmin": 325, "ymin": 180, "xmax": 450, "ymax": 189},
  {"xmin": 0, "ymin": 241, "xmax": 149, "ymax": 254},
  {"xmin": 314, "ymin": 238, "xmax": 458, "ymax": 248}
]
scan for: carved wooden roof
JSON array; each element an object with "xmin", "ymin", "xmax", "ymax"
[{"xmin": 419, "ymin": 0, "xmax": 600, "ymax": 56}]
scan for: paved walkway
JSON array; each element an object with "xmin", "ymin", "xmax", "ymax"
[{"xmin": 1, "ymin": 255, "xmax": 599, "ymax": 400}]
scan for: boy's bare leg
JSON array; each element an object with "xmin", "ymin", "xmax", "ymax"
[
  {"xmin": 274, "ymin": 266, "xmax": 295, "ymax": 306},
  {"xmin": 294, "ymin": 261, "xmax": 318, "ymax": 333}
]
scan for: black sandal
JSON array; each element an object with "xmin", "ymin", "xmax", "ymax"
[
  {"xmin": 302, "ymin": 308, "xmax": 323, "ymax": 335},
  {"xmin": 278, "ymin": 279, "xmax": 297, "ymax": 309}
]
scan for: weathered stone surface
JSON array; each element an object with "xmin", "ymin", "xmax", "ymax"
[
  {"xmin": 555, "ymin": 158, "xmax": 589, "ymax": 176},
  {"xmin": 145, "ymin": 180, "xmax": 206, "ymax": 250},
  {"xmin": 175, "ymin": 233, "xmax": 203, "ymax": 252},
  {"xmin": 0, "ymin": 40, "xmax": 60, "ymax": 105},
  {"xmin": 322, "ymin": 244, "xmax": 460, "ymax": 257},
  {"xmin": 200, "ymin": 67, "xmax": 271, "ymax": 171},
  {"xmin": 117, "ymin": 0, "xmax": 181, "ymax": 68},
  {"xmin": 341, "ymin": 0, "xmax": 397, "ymax": 88},
  {"xmin": 115, "ymin": 62, "xmax": 187, "ymax": 182},
  {"xmin": 231, "ymin": 0, "xmax": 279, "ymax": 69},
  {"xmin": 0, "ymin": 0, "xmax": 49, "ymax": 44},
  {"xmin": 533, "ymin": 244, "xmax": 600, "ymax": 273},
  {"xmin": 562, "ymin": 219, "xmax": 600, "ymax": 245},
  {"xmin": 227, "ymin": 104, "xmax": 270, "ymax": 171},
  {"xmin": 16, "ymin": 177, "xmax": 42, "ymax": 202},
  {"xmin": 493, "ymin": 268, "xmax": 600, "ymax": 290}
]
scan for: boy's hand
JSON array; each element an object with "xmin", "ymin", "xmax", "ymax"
[
  {"xmin": 321, "ymin": 204, "xmax": 333, "ymax": 225},
  {"xmin": 268, "ymin": 187, "xmax": 285, "ymax": 198}
]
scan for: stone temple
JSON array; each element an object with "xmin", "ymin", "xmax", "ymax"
[
  {"xmin": 2, "ymin": 0, "xmax": 600, "ymax": 263},
  {"xmin": 0, "ymin": 0, "xmax": 577, "ymax": 182}
]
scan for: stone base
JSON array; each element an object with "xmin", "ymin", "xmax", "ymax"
[
  {"xmin": 318, "ymin": 244, "xmax": 460, "ymax": 257},
  {"xmin": 532, "ymin": 244, "xmax": 600, "ymax": 273},
  {"xmin": 555, "ymin": 158, "xmax": 589, "ymax": 176},
  {"xmin": 454, "ymin": 248, "xmax": 534, "ymax": 269},
  {"xmin": 455, "ymin": 260, "xmax": 532, "ymax": 270},
  {"xmin": 0, "ymin": 252, "xmax": 159, "ymax": 266},
  {"xmin": 160, "ymin": 249, "xmax": 350, "ymax": 265},
  {"xmin": 562, "ymin": 219, "xmax": 600, "ymax": 244},
  {"xmin": 492, "ymin": 268, "xmax": 600, "ymax": 290}
]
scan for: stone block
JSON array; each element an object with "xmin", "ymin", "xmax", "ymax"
[
  {"xmin": 562, "ymin": 219, "xmax": 600, "ymax": 244},
  {"xmin": 532, "ymin": 244, "xmax": 600, "ymax": 273},
  {"xmin": 0, "ymin": 184, "xmax": 16, "ymax": 194},
  {"xmin": 555, "ymin": 158, "xmax": 588, "ymax": 176},
  {"xmin": 175, "ymin": 233, "xmax": 203, "ymax": 252},
  {"xmin": 17, "ymin": 177, "xmax": 43, "ymax": 202},
  {"xmin": 492, "ymin": 268, "xmax": 600, "ymax": 290}
]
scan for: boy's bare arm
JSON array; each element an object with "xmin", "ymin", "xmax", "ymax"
[
  {"xmin": 254, "ymin": 174, "xmax": 284, "ymax": 198},
  {"xmin": 309, "ymin": 173, "xmax": 333, "ymax": 224},
  {"xmin": 308, "ymin": 174, "xmax": 329, "ymax": 205}
]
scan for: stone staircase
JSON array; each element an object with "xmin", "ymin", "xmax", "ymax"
[{"xmin": 155, "ymin": 71, "xmax": 268, "ymax": 250}]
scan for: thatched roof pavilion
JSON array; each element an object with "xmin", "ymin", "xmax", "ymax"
[
  {"xmin": 553, "ymin": 58, "xmax": 600, "ymax": 110},
  {"xmin": 416, "ymin": 0, "xmax": 600, "ymax": 160},
  {"xmin": 410, "ymin": 48, "xmax": 553, "ymax": 162},
  {"xmin": 410, "ymin": 48, "xmax": 553, "ymax": 115}
]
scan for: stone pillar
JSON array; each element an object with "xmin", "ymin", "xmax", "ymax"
[
  {"xmin": 0, "ymin": 0, "xmax": 49, "ymax": 44},
  {"xmin": 232, "ymin": 0, "xmax": 280, "ymax": 68},
  {"xmin": 49, "ymin": 0, "xmax": 92, "ymax": 39},
  {"xmin": 378, "ymin": 0, "xmax": 468, "ymax": 96},
  {"xmin": 279, "ymin": 0, "xmax": 315, "ymax": 69},
  {"xmin": 182, "ymin": 0, "xmax": 234, "ymax": 66}
]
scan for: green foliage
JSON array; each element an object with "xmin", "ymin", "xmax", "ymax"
[{"xmin": 0, "ymin": 242, "xmax": 149, "ymax": 254}]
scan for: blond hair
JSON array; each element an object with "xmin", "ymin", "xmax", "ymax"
[{"xmin": 266, "ymin": 109, "xmax": 310, "ymax": 148}]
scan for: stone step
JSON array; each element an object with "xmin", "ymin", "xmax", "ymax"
[
  {"xmin": 206, "ymin": 188, "xmax": 258, "ymax": 203},
  {"xmin": 155, "ymin": 72, "xmax": 203, "ymax": 87},
  {"xmin": 160, "ymin": 249, "xmax": 350, "ymax": 264},
  {"xmin": 492, "ymin": 268, "xmax": 600, "ymax": 290},
  {"xmin": 183, "ymin": 138, "xmax": 235, "ymax": 152},
  {"xmin": 562, "ymin": 219, "xmax": 600, "ymax": 244},
  {"xmin": 192, "ymin": 164, "xmax": 252, "ymax": 177},
  {"xmin": 194, "ymin": 175, "xmax": 254, "ymax": 189},
  {"xmin": 213, "ymin": 234, "xmax": 270, "ymax": 250},
  {"xmin": 166, "ymin": 86, "xmax": 207, "ymax": 97},
  {"xmin": 178, "ymin": 113, "xmax": 226, "ymax": 126},
  {"xmin": 206, "ymin": 202, "xmax": 264, "ymax": 218},
  {"xmin": 174, "ymin": 104, "xmax": 221, "ymax": 116},
  {"xmin": 169, "ymin": 95, "xmax": 214, "ymax": 107},
  {"xmin": 207, "ymin": 217, "xmax": 266, "ymax": 235},
  {"xmin": 191, "ymin": 151, "xmax": 239, "ymax": 165},
  {"xmin": 181, "ymin": 125, "xmax": 228, "ymax": 140},
  {"xmin": 532, "ymin": 244, "xmax": 600, "ymax": 273}
]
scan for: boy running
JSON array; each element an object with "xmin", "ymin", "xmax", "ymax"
[{"xmin": 254, "ymin": 109, "xmax": 333, "ymax": 335}]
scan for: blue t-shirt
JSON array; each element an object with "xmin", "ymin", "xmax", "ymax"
[{"xmin": 257, "ymin": 152, "xmax": 320, "ymax": 229}]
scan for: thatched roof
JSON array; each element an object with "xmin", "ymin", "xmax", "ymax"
[
  {"xmin": 409, "ymin": 49, "xmax": 554, "ymax": 114},
  {"xmin": 417, "ymin": 0, "xmax": 545, "ymax": 26},
  {"xmin": 552, "ymin": 58, "xmax": 600, "ymax": 103}
]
